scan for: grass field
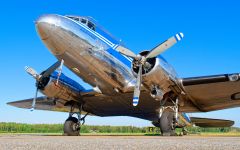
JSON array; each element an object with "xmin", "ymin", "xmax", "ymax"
[{"xmin": 0, "ymin": 122, "xmax": 240, "ymax": 136}]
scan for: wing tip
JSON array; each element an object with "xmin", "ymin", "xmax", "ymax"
[{"xmin": 6, "ymin": 101, "xmax": 14, "ymax": 106}]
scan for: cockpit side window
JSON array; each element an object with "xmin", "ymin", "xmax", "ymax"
[
  {"xmin": 68, "ymin": 16, "xmax": 79, "ymax": 22},
  {"xmin": 66, "ymin": 16, "xmax": 96, "ymax": 31},
  {"xmin": 81, "ymin": 18, "xmax": 87, "ymax": 24},
  {"xmin": 87, "ymin": 21, "xmax": 95, "ymax": 31},
  {"xmin": 75, "ymin": 18, "xmax": 80, "ymax": 22}
]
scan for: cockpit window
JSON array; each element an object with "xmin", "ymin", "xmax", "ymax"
[
  {"xmin": 87, "ymin": 21, "xmax": 95, "ymax": 31},
  {"xmin": 66, "ymin": 15, "xmax": 95, "ymax": 31},
  {"xmin": 68, "ymin": 16, "xmax": 79, "ymax": 22},
  {"xmin": 81, "ymin": 18, "xmax": 87, "ymax": 24}
]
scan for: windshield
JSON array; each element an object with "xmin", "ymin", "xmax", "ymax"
[{"xmin": 66, "ymin": 15, "xmax": 96, "ymax": 31}]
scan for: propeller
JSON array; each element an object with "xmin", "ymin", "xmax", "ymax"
[
  {"xmin": 145, "ymin": 32, "xmax": 184, "ymax": 59},
  {"xmin": 116, "ymin": 33, "xmax": 184, "ymax": 106},
  {"xmin": 133, "ymin": 64, "xmax": 142, "ymax": 106},
  {"xmin": 25, "ymin": 60, "xmax": 63, "ymax": 111},
  {"xmin": 56, "ymin": 60, "xmax": 64, "ymax": 85}
]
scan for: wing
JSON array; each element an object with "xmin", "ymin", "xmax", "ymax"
[
  {"xmin": 7, "ymin": 91, "xmax": 160, "ymax": 121},
  {"xmin": 7, "ymin": 97, "xmax": 89, "ymax": 114},
  {"xmin": 181, "ymin": 73, "xmax": 240, "ymax": 112},
  {"xmin": 190, "ymin": 117, "xmax": 234, "ymax": 127}
]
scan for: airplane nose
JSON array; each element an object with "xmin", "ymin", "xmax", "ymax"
[
  {"xmin": 36, "ymin": 22, "xmax": 50, "ymax": 40},
  {"xmin": 35, "ymin": 14, "xmax": 65, "ymax": 55},
  {"xmin": 36, "ymin": 14, "xmax": 58, "ymax": 40}
]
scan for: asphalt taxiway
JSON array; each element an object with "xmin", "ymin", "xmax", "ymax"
[{"xmin": 0, "ymin": 135, "xmax": 239, "ymax": 150}]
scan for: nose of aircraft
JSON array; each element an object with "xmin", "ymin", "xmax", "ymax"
[
  {"xmin": 36, "ymin": 14, "xmax": 59, "ymax": 40},
  {"xmin": 35, "ymin": 14, "xmax": 66, "ymax": 55}
]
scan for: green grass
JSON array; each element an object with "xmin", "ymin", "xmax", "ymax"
[{"xmin": 0, "ymin": 122, "xmax": 240, "ymax": 136}]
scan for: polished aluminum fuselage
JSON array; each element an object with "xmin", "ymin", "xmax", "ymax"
[
  {"xmin": 36, "ymin": 14, "xmax": 178, "ymax": 95},
  {"xmin": 7, "ymin": 14, "xmax": 238, "ymax": 127},
  {"xmin": 35, "ymin": 14, "xmax": 185, "ymax": 120},
  {"xmin": 36, "ymin": 14, "xmax": 137, "ymax": 94}
]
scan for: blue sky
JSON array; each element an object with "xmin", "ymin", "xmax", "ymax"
[{"xmin": 0, "ymin": 1, "xmax": 240, "ymax": 127}]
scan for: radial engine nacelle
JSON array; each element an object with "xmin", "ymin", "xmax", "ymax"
[
  {"xmin": 132, "ymin": 51, "xmax": 174, "ymax": 100},
  {"xmin": 38, "ymin": 71, "xmax": 84, "ymax": 101}
]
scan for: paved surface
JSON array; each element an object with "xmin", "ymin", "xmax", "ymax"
[{"xmin": 0, "ymin": 135, "xmax": 240, "ymax": 150}]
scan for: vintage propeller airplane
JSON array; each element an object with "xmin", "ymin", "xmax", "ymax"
[{"xmin": 8, "ymin": 14, "xmax": 239, "ymax": 136}]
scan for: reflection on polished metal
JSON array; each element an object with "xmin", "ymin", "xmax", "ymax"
[
  {"xmin": 8, "ymin": 13, "xmax": 240, "ymax": 137},
  {"xmin": 36, "ymin": 15, "xmax": 67, "ymax": 55},
  {"xmin": 35, "ymin": 14, "xmax": 180, "ymax": 97},
  {"xmin": 35, "ymin": 14, "xmax": 136, "ymax": 94}
]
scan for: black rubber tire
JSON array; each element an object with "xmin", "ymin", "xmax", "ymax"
[
  {"xmin": 160, "ymin": 111, "xmax": 176, "ymax": 136},
  {"xmin": 63, "ymin": 117, "xmax": 80, "ymax": 136}
]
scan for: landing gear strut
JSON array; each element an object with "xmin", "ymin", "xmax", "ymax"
[
  {"xmin": 159, "ymin": 97, "xmax": 179, "ymax": 136},
  {"xmin": 63, "ymin": 104, "xmax": 88, "ymax": 136}
]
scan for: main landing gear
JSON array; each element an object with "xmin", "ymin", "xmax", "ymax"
[
  {"xmin": 63, "ymin": 104, "xmax": 88, "ymax": 136},
  {"xmin": 158, "ymin": 95, "xmax": 179, "ymax": 136}
]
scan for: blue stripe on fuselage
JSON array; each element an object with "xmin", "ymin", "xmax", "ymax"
[
  {"xmin": 70, "ymin": 20, "xmax": 131, "ymax": 68},
  {"xmin": 92, "ymin": 28, "xmax": 132, "ymax": 68},
  {"xmin": 106, "ymin": 48, "xmax": 132, "ymax": 68},
  {"xmin": 68, "ymin": 18, "xmax": 132, "ymax": 68}
]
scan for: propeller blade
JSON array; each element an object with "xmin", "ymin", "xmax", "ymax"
[
  {"xmin": 146, "ymin": 32, "xmax": 184, "ymax": 59},
  {"xmin": 116, "ymin": 45, "xmax": 137, "ymax": 58},
  {"xmin": 31, "ymin": 88, "xmax": 39, "ymax": 111},
  {"xmin": 56, "ymin": 59, "xmax": 64, "ymax": 84},
  {"xmin": 25, "ymin": 66, "xmax": 39, "ymax": 79},
  {"xmin": 27, "ymin": 60, "xmax": 65, "ymax": 111},
  {"xmin": 41, "ymin": 61, "xmax": 62, "ymax": 78},
  {"xmin": 133, "ymin": 64, "xmax": 142, "ymax": 106}
]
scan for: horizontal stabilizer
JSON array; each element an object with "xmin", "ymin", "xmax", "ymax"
[{"xmin": 191, "ymin": 117, "xmax": 234, "ymax": 127}]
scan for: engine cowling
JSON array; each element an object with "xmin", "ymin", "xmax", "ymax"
[
  {"xmin": 38, "ymin": 71, "xmax": 84, "ymax": 101},
  {"xmin": 132, "ymin": 51, "xmax": 174, "ymax": 100}
]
